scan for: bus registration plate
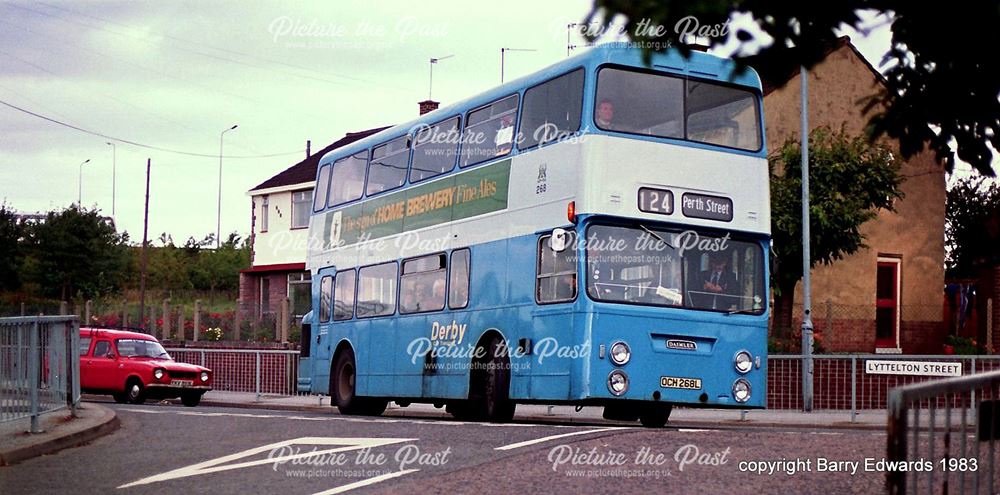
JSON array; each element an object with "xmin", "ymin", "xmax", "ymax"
[
  {"xmin": 660, "ymin": 376, "xmax": 702, "ymax": 390},
  {"xmin": 171, "ymin": 380, "xmax": 193, "ymax": 387}
]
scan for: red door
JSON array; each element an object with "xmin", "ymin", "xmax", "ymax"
[
  {"xmin": 875, "ymin": 260, "xmax": 900, "ymax": 349},
  {"xmin": 83, "ymin": 339, "xmax": 121, "ymax": 391}
]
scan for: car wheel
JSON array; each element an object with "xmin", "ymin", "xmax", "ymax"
[
  {"xmin": 482, "ymin": 336, "xmax": 515, "ymax": 423},
  {"xmin": 639, "ymin": 404, "xmax": 672, "ymax": 428},
  {"xmin": 112, "ymin": 392, "xmax": 128, "ymax": 404},
  {"xmin": 181, "ymin": 392, "xmax": 202, "ymax": 407},
  {"xmin": 125, "ymin": 378, "xmax": 146, "ymax": 405},
  {"xmin": 331, "ymin": 349, "xmax": 386, "ymax": 416}
]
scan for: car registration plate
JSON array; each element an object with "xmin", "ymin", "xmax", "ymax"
[
  {"xmin": 660, "ymin": 376, "xmax": 702, "ymax": 390},
  {"xmin": 171, "ymin": 379, "xmax": 194, "ymax": 387}
]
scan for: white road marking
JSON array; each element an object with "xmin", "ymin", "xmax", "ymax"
[
  {"xmin": 311, "ymin": 469, "xmax": 420, "ymax": 495},
  {"xmin": 117, "ymin": 437, "xmax": 415, "ymax": 489},
  {"xmin": 495, "ymin": 427, "xmax": 623, "ymax": 451}
]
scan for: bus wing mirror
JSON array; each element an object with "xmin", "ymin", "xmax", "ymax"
[{"xmin": 549, "ymin": 228, "xmax": 568, "ymax": 252}]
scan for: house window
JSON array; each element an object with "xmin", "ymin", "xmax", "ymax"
[
  {"xmin": 260, "ymin": 277, "xmax": 271, "ymax": 314},
  {"xmin": 876, "ymin": 257, "xmax": 902, "ymax": 350},
  {"xmin": 288, "ymin": 272, "xmax": 312, "ymax": 318},
  {"xmin": 261, "ymin": 195, "xmax": 269, "ymax": 233},
  {"xmin": 291, "ymin": 190, "xmax": 312, "ymax": 229}
]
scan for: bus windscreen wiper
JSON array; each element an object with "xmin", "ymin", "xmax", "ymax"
[
  {"xmin": 639, "ymin": 224, "xmax": 674, "ymax": 249},
  {"xmin": 726, "ymin": 308, "xmax": 758, "ymax": 316}
]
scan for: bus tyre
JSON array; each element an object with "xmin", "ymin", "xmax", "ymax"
[
  {"xmin": 446, "ymin": 401, "xmax": 479, "ymax": 421},
  {"xmin": 482, "ymin": 337, "xmax": 515, "ymax": 423},
  {"xmin": 332, "ymin": 350, "xmax": 387, "ymax": 416},
  {"xmin": 639, "ymin": 404, "xmax": 672, "ymax": 428}
]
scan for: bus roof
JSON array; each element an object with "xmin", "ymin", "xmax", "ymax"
[{"xmin": 318, "ymin": 44, "xmax": 762, "ymax": 165}]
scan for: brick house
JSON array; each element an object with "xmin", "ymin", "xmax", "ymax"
[
  {"xmin": 238, "ymin": 127, "xmax": 388, "ymax": 322},
  {"xmin": 761, "ymin": 37, "xmax": 946, "ymax": 353}
]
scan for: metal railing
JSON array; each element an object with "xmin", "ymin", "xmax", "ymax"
[
  {"xmin": 0, "ymin": 316, "xmax": 80, "ymax": 432},
  {"xmin": 887, "ymin": 370, "xmax": 1000, "ymax": 494},
  {"xmin": 165, "ymin": 348, "xmax": 300, "ymax": 400},
  {"xmin": 768, "ymin": 355, "xmax": 1000, "ymax": 421}
]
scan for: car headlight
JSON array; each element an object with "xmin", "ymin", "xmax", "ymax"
[
  {"xmin": 610, "ymin": 341, "xmax": 631, "ymax": 366},
  {"xmin": 200, "ymin": 371, "xmax": 209, "ymax": 382},
  {"xmin": 153, "ymin": 369, "xmax": 164, "ymax": 380},
  {"xmin": 733, "ymin": 378, "xmax": 751, "ymax": 403},
  {"xmin": 607, "ymin": 370, "xmax": 629, "ymax": 396},
  {"xmin": 734, "ymin": 351, "xmax": 753, "ymax": 374}
]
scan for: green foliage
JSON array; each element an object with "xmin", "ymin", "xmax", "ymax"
[
  {"xmin": 771, "ymin": 128, "xmax": 904, "ymax": 284},
  {"xmin": 945, "ymin": 334, "xmax": 978, "ymax": 355},
  {"xmin": 769, "ymin": 127, "xmax": 904, "ymax": 328},
  {"xmin": 945, "ymin": 177, "xmax": 1000, "ymax": 277},
  {"xmin": 585, "ymin": 1, "xmax": 1000, "ymax": 175},
  {"xmin": 0, "ymin": 203, "xmax": 23, "ymax": 291},
  {"xmin": 21, "ymin": 205, "xmax": 132, "ymax": 300}
]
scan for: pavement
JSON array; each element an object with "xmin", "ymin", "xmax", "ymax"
[
  {"xmin": 1, "ymin": 390, "xmax": 887, "ymax": 467},
  {"xmin": 0, "ymin": 403, "xmax": 119, "ymax": 466},
  {"xmin": 194, "ymin": 390, "xmax": 890, "ymax": 431}
]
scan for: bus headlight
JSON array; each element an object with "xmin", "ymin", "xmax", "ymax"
[
  {"xmin": 610, "ymin": 341, "xmax": 631, "ymax": 366},
  {"xmin": 200, "ymin": 371, "xmax": 210, "ymax": 382},
  {"xmin": 733, "ymin": 378, "xmax": 751, "ymax": 403},
  {"xmin": 734, "ymin": 351, "xmax": 753, "ymax": 374},
  {"xmin": 607, "ymin": 370, "xmax": 629, "ymax": 396},
  {"xmin": 153, "ymin": 369, "xmax": 164, "ymax": 380}
]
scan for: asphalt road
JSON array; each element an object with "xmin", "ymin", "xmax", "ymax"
[{"xmin": 0, "ymin": 401, "xmax": 895, "ymax": 494}]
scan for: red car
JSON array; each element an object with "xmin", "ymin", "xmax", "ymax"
[{"xmin": 80, "ymin": 328, "xmax": 212, "ymax": 407}]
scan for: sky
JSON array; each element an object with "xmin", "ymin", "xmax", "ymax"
[{"xmin": 0, "ymin": 2, "xmax": 987, "ymax": 244}]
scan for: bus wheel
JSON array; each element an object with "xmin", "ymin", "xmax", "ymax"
[
  {"xmin": 481, "ymin": 337, "xmax": 515, "ymax": 423},
  {"xmin": 639, "ymin": 404, "xmax": 672, "ymax": 428},
  {"xmin": 446, "ymin": 401, "xmax": 479, "ymax": 421},
  {"xmin": 331, "ymin": 349, "xmax": 387, "ymax": 416}
]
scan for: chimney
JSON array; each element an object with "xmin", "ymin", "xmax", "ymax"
[
  {"xmin": 418, "ymin": 100, "xmax": 440, "ymax": 115},
  {"xmin": 306, "ymin": 140, "xmax": 311, "ymax": 157}
]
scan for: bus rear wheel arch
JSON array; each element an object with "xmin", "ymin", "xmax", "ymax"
[{"xmin": 330, "ymin": 347, "xmax": 387, "ymax": 416}]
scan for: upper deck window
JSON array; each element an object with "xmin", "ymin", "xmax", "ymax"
[
  {"xmin": 461, "ymin": 94, "xmax": 518, "ymax": 168},
  {"xmin": 410, "ymin": 116, "xmax": 460, "ymax": 183},
  {"xmin": 519, "ymin": 69, "xmax": 584, "ymax": 149},
  {"xmin": 313, "ymin": 163, "xmax": 331, "ymax": 212},
  {"xmin": 329, "ymin": 151, "xmax": 367, "ymax": 207},
  {"xmin": 367, "ymin": 137, "xmax": 410, "ymax": 196},
  {"xmin": 595, "ymin": 67, "xmax": 761, "ymax": 151}
]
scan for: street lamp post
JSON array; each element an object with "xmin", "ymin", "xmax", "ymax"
[
  {"xmin": 77, "ymin": 158, "xmax": 90, "ymax": 206},
  {"xmin": 106, "ymin": 142, "xmax": 116, "ymax": 217},
  {"xmin": 217, "ymin": 124, "xmax": 238, "ymax": 249}
]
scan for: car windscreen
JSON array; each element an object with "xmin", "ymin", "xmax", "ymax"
[{"xmin": 116, "ymin": 339, "xmax": 170, "ymax": 359}]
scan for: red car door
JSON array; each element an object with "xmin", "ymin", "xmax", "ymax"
[{"xmin": 85, "ymin": 339, "xmax": 121, "ymax": 391}]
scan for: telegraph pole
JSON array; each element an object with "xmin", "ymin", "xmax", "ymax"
[{"xmin": 140, "ymin": 158, "xmax": 150, "ymax": 331}]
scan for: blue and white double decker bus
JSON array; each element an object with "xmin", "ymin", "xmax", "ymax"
[{"xmin": 298, "ymin": 44, "xmax": 769, "ymax": 427}]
